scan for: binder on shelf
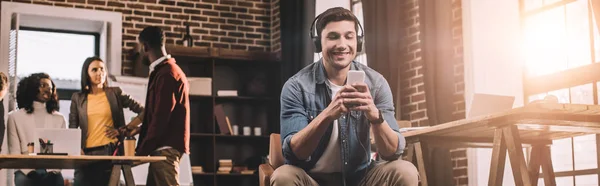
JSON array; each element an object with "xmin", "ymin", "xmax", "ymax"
[{"xmin": 214, "ymin": 104, "xmax": 232, "ymax": 134}]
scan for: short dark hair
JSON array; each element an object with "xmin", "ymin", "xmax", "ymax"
[
  {"xmin": 0, "ymin": 72, "xmax": 8, "ymax": 91},
  {"xmin": 16, "ymin": 73, "xmax": 59, "ymax": 114},
  {"xmin": 138, "ymin": 26, "xmax": 165, "ymax": 49},
  {"xmin": 316, "ymin": 7, "xmax": 360, "ymax": 37},
  {"xmin": 80, "ymin": 56, "xmax": 107, "ymax": 94}
]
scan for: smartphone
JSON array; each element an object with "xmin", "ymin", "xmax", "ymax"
[{"xmin": 347, "ymin": 70, "xmax": 366, "ymax": 85}]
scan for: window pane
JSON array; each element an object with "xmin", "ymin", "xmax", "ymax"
[
  {"xmin": 574, "ymin": 134, "xmax": 597, "ymax": 170},
  {"xmin": 528, "ymin": 93, "xmax": 548, "ymax": 103},
  {"xmin": 525, "ymin": 0, "xmax": 544, "ymax": 11},
  {"xmin": 16, "ymin": 30, "xmax": 96, "ymax": 90},
  {"xmin": 545, "ymin": 0, "xmax": 563, "ymax": 5},
  {"xmin": 556, "ymin": 176, "xmax": 574, "ymax": 186},
  {"xmin": 551, "ymin": 138, "xmax": 573, "ymax": 172},
  {"xmin": 570, "ymin": 84, "xmax": 593, "ymax": 104},
  {"xmin": 594, "ymin": 10, "xmax": 600, "ymax": 63},
  {"xmin": 58, "ymin": 100, "xmax": 70, "ymax": 128},
  {"xmin": 548, "ymin": 88, "xmax": 570, "ymax": 103},
  {"xmin": 576, "ymin": 175, "xmax": 598, "ymax": 186},
  {"xmin": 524, "ymin": 6, "xmax": 568, "ymax": 77},
  {"xmin": 565, "ymin": 0, "xmax": 591, "ymax": 68}
]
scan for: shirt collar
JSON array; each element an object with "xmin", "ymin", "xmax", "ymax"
[
  {"xmin": 315, "ymin": 58, "xmax": 358, "ymax": 85},
  {"xmin": 149, "ymin": 54, "xmax": 171, "ymax": 73}
]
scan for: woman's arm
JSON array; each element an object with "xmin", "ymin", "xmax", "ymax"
[{"xmin": 68, "ymin": 93, "xmax": 79, "ymax": 129}]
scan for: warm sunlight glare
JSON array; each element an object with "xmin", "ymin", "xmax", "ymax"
[{"xmin": 523, "ymin": 1, "xmax": 591, "ymax": 77}]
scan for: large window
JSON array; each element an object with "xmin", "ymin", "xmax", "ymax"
[
  {"xmin": 522, "ymin": 0, "xmax": 600, "ymax": 185},
  {"xmin": 16, "ymin": 27, "xmax": 99, "ymax": 123}
]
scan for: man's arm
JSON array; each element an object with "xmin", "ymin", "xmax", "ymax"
[
  {"xmin": 344, "ymin": 78, "xmax": 405, "ymax": 160},
  {"xmin": 281, "ymin": 79, "xmax": 349, "ymax": 162}
]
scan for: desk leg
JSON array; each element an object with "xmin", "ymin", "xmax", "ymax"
[
  {"xmin": 122, "ymin": 165, "xmax": 136, "ymax": 186},
  {"xmin": 489, "ymin": 128, "xmax": 507, "ymax": 186},
  {"xmin": 404, "ymin": 143, "xmax": 415, "ymax": 162},
  {"xmin": 414, "ymin": 142, "xmax": 429, "ymax": 186},
  {"xmin": 528, "ymin": 146, "xmax": 542, "ymax": 186},
  {"xmin": 540, "ymin": 146, "xmax": 556, "ymax": 186},
  {"xmin": 109, "ymin": 164, "xmax": 122, "ymax": 186},
  {"xmin": 503, "ymin": 125, "xmax": 532, "ymax": 186}
]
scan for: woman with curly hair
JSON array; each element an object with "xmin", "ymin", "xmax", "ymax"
[
  {"xmin": 70, "ymin": 56, "xmax": 144, "ymax": 186},
  {"xmin": 7, "ymin": 72, "xmax": 66, "ymax": 186}
]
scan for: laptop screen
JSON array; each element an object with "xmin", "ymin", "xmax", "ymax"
[
  {"xmin": 34, "ymin": 128, "xmax": 81, "ymax": 156},
  {"xmin": 467, "ymin": 93, "xmax": 515, "ymax": 118}
]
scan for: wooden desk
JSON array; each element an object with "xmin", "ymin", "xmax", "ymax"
[
  {"xmin": 0, "ymin": 155, "xmax": 165, "ymax": 186},
  {"xmin": 402, "ymin": 103, "xmax": 600, "ymax": 186}
]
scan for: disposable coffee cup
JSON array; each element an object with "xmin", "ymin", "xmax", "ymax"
[
  {"xmin": 27, "ymin": 142, "xmax": 34, "ymax": 154},
  {"xmin": 124, "ymin": 136, "xmax": 136, "ymax": 156}
]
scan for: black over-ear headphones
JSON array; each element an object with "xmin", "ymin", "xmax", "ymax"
[{"xmin": 309, "ymin": 8, "xmax": 365, "ymax": 53}]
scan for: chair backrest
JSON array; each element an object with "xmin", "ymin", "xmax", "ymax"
[{"xmin": 268, "ymin": 133, "xmax": 284, "ymax": 168}]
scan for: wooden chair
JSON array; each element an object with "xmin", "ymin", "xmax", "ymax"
[{"xmin": 258, "ymin": 133, "xmax": 284, "ymax": 186}]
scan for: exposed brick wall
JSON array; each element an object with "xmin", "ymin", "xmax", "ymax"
[
  {"xmin": 400, "ymin": 0, "xmax": 428, "ymax": 127},
  {"xmin": 450, "ymin": 0, "xmax": 467, "ymax": 185},
  {"xmin": 2, "ymin": 0, "xmax": 276, "ymax": 75},
  {"xmin": 270, "ymin": 0, "xmax": 280, "ymax": 53},
  {"xmin": 399, "ymin": 0, "xmax": 467, "ymax": 185}
]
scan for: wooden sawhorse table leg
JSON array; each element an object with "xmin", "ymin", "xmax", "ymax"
[
  {"xmin": 528, "ymin": 145, "xmax": 556, "ymax": 186},
  {"xmin": 411, "ymin": 142, "xmax": 429, "ymax": 186},
  {"xmin": 488, "ymin": 125, "xmax": 556, "ymax": 186},
  {"xmin": 108, "ymin": 161, "xmax": 135, "ymax": 186}
]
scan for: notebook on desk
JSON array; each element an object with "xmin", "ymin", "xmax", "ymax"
[
  {"xmin": 468, "ymin": 93, "xmax": 515, "ymax": 118},
  {"xmin": 34, "ymin": 128, "xmax": 81, "ymax": 156}
]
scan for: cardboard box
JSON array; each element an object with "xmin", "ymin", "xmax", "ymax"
[{"xmin": 188, "ymin": 77, "xmax": 212, "ymax": 96}]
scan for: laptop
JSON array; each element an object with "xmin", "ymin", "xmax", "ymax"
[
  {"xmin": 467, "ymin": 93, "xmax": 515, "ymax": 118},
  {"xmin": 33, "ymin": 128, "xmax": 81, "ymax": 156}
]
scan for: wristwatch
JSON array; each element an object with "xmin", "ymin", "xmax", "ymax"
[{"xmin": 369, "ymin": 110, "xmax": 384, "ymax": 125}]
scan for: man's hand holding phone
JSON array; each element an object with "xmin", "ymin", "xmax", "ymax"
[{"xmin": 341, "ymin": 70, "xmax": 380, "ymax": 121}]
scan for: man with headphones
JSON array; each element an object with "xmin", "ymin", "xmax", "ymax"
[{"xmin": 273, "ymin": 7, "xmax": 419, "ymax": 186}]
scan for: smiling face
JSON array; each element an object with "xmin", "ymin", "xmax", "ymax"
[
  {"xmin": 320, "ymin": 20, "xmax": 358, "ymax": 70},
  {"xmin": 36, "ymin": 78, "xmax": 53, "ymax": 103}
]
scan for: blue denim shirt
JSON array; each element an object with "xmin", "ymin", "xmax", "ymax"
[{"xmin": 280, "ymin": 59, "xmax": 406, "ymax": 184}]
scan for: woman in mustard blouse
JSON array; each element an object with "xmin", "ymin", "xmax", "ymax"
[{"xmin": 69, "ymin": 57, "xmax": 144, "ymax": 186}]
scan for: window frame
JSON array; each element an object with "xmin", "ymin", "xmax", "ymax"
[
  {"xmin": 520, "ymin": 0, "xmax": 600, "ymax": 185},
  {"xmin": 18, "ymin": 27, "xmax": 101, "ymax": 100}
]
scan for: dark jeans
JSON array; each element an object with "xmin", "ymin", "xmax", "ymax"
[
  {"xmin": 146, "ymin": 148, "xmax": 183, "ymax": 186},
  {"xmin": 15, "ymin": 169, "xmax": 64, "ymax": 186},
  {"xmin": 74, "ymin": 143, "xmax": 117, "ymax": 186}
]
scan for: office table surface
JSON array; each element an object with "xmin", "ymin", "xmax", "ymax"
[
  {"xmin": 402, "ymin": 103, "xmax": 600, "ymax": 145},
  {"xmin": 0, "ymin": 155, "xmax": 166, "ymax": 169}
]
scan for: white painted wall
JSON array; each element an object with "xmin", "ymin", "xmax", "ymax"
[
  {"xmin": 316, "ymin": 0, "xmax": 350, "ymax": 15},
  {"xmin": 462, "ymin": 0, "xmax": 524, "ymax": 185}
]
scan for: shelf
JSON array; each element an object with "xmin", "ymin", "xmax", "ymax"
[
  {"xmin": 193, "ymin": 172, "xmax": 215, "ymax": 176},
  {"xmin": 216, "ymin": 173, "xmax": 257, "ymax": 176},
  {"xmin": 216, "ymin": 96, "xmax": 276, "ymax": 101},
  {"xmin": 189, "ymin": 95, "xmax": 277, "ymax": 102},
  {"xmin": 192, "ymin": 172, "xmax": 257, "ymax": 176},
  {"xmin": 191, "ymin": 133, "xmax": 215, "ymax": 137},
  {"xmin": 167, "ymin": 45, "xmax": 281, "ymax": 62},
  {"xmin": 215, "ymin": 134, "xmax": 269, "ymax": 139},
  {"xmin": 191, "ymin": 133, "xmax": 270, "ymax": 139}
]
